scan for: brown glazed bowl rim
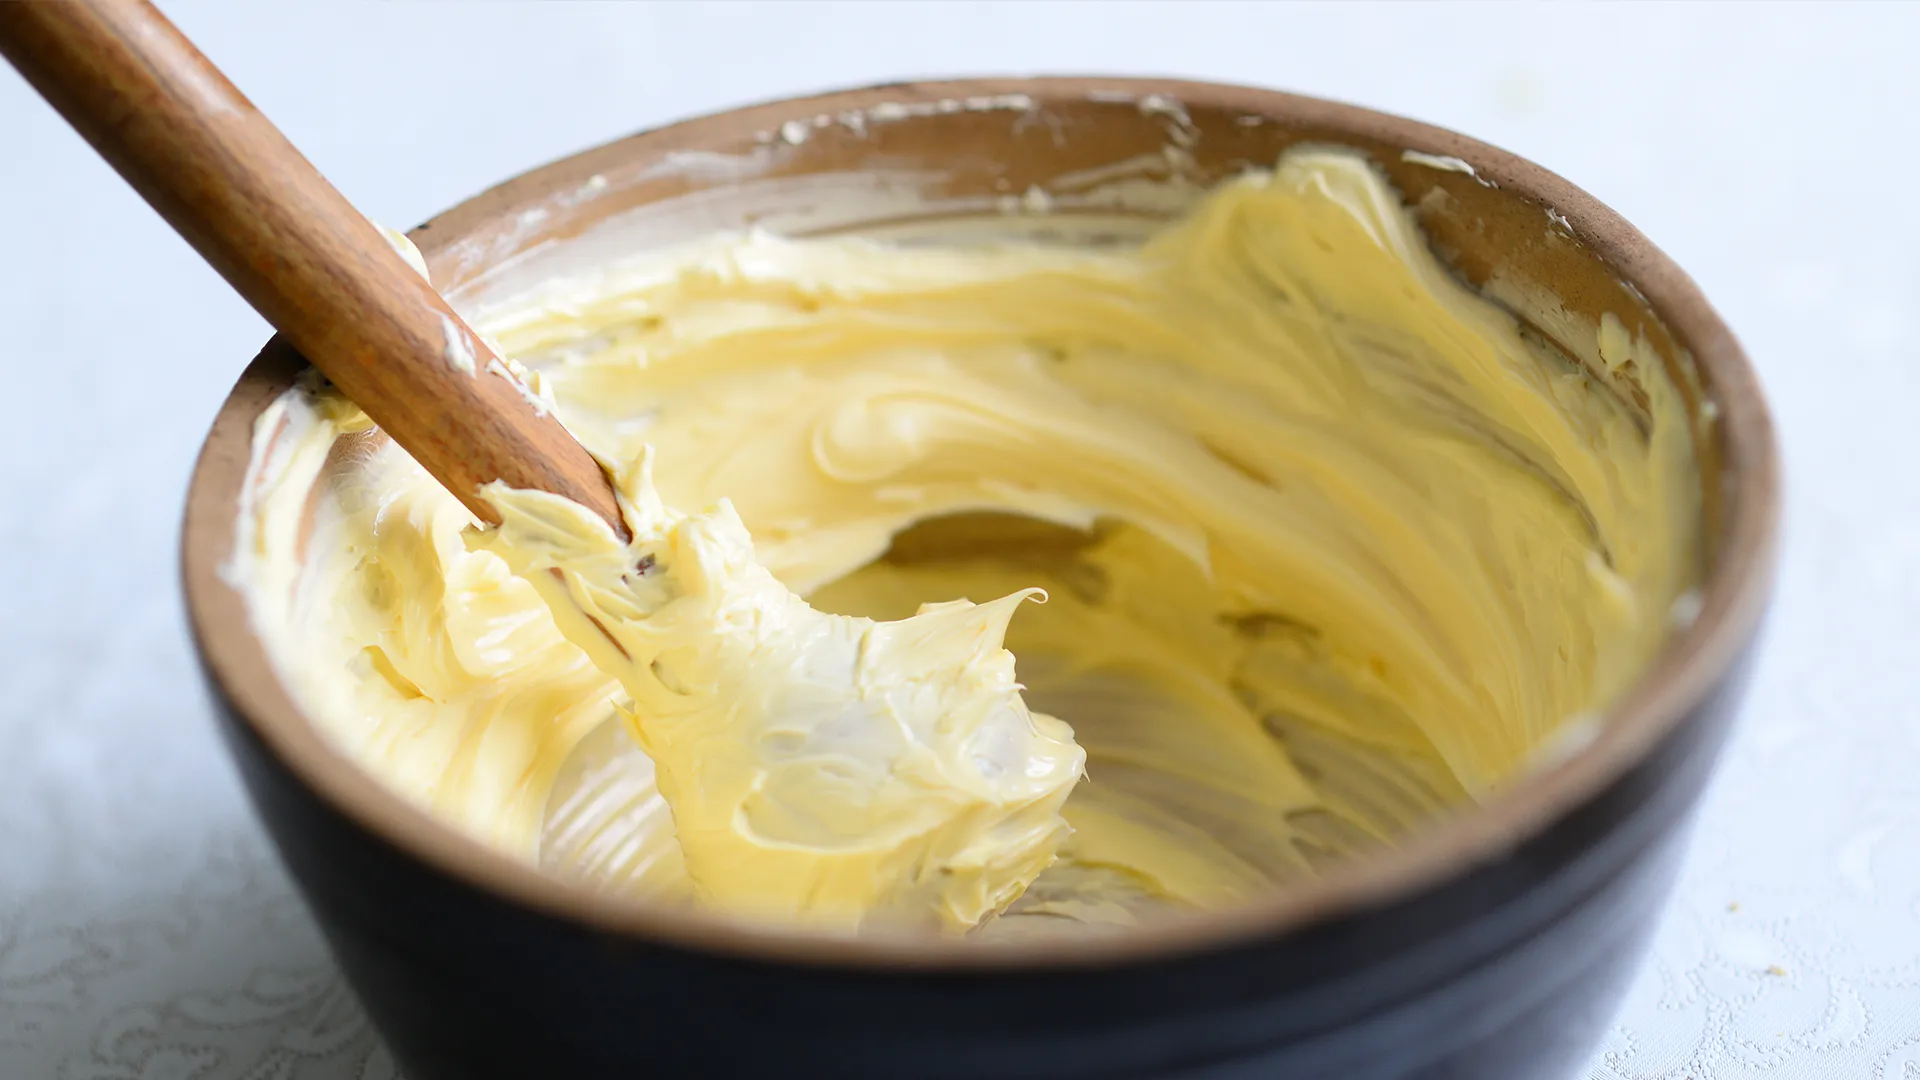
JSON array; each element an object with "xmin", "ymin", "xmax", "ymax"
[{"xmin": 181, "ymin": 77, "xmax": 1779, "ymax": 971}]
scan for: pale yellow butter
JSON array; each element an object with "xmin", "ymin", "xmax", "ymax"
[{"xmin": 234, "ymin": 148, "xmax": 1698, "ymax": 937}]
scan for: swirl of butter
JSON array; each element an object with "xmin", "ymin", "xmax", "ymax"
[
  {"xmin": 469, "ymin": 452, "xmax": 1084, "ymax": 932},
  {"xmin": 237, "ymin": 146, "xmax": 1700, "ymax": 940}
]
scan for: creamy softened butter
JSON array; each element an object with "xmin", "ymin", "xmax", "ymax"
[{"xmin": 234, "ymin": 147, "xmax": 1699, "ymax": 937}]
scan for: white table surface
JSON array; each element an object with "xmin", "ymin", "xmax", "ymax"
[{"xmin": 3, "ymin": 3, "xmax": 1915, "ymax": 1077}]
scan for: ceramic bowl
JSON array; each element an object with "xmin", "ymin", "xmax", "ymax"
[{"xmin": 182, "ymin": 78, "xmax": 1778, "ymax": 1080}]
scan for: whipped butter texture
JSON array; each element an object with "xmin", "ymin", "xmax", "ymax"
[
  {"xmin": 234, "ymin": 147, "xmax": 1699, "ymax": 937},
  {"xmin": 471, "ymin": 458, "xmax": 1082, "ymax": 931}
]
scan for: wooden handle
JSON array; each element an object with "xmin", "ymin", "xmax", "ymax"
[{"xmin": 0, "ymin": 0, "xmax": 628, "ymax": 538}]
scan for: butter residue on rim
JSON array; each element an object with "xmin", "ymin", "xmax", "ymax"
[{"xmin": 231, "ymin": 146, "xmax": 1699, "ymax": 937}]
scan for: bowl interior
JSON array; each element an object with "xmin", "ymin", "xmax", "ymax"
[{"xmin": 183, "ymin": 78, "xmax": 1775, "ymax": 965}]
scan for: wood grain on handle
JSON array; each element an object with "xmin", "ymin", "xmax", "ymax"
[{"xmin": 0, "ymin": 0, "xmax": 629, "ymax": 539}]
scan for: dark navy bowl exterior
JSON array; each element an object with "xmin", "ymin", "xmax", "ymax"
[{"xmin": 197, "ymin": 643, "xmax": 1753, "ymax": 1080}]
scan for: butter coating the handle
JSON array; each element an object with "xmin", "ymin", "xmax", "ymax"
[{"xmin": 0, "ymin": 0, "xmax": 627, "ymax": 538}]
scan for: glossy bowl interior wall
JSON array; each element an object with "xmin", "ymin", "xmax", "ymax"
[{"xmin": 182, "ymin": 79, "xmax": 1777, "ymax": 1079}]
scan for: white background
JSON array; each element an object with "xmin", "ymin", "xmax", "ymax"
[{"xmin": 3, "ymin": 3, "xmax": 1917, "ymax": 1078}]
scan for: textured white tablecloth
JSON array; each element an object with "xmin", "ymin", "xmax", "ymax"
[{"xmin": 3, "ymin": 3, "xmax": 1915, "ymax": 1077}]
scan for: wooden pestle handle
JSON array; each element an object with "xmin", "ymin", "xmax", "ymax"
[{"xmin": 0, "ymin": 0, "xmax": 629, "ymax": 539}]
